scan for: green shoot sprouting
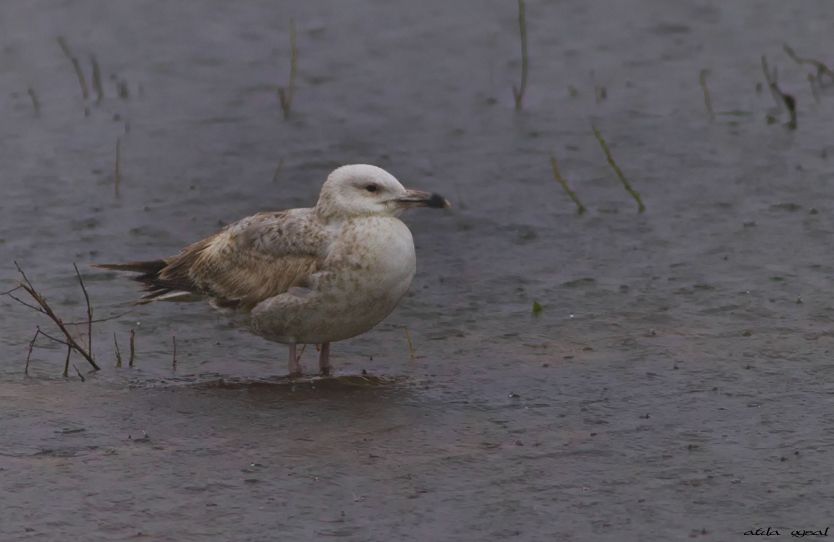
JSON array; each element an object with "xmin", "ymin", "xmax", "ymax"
[
  {"xmin": 592, "ymin": 125, "xmax": 645, "ymax": 213},
  {"xmin": 512, "ymin": 0, "xmax": 528, "ymax": 110},
  {"xmin": 278, "ymin": 20, "xmax": 298, "ymax": 119},
  {"xmin": 550, "ymin": 156, "xmax": 586, "ymax": 215}
]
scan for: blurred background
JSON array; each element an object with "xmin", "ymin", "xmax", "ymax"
[{"xmin": 2, "ymin": 1, "xmax": 834, "ymax": 540}]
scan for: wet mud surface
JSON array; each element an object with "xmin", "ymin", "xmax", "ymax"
[{"xmin": 2, "ymin": 1, "xmax": 834, "ymax": 540}]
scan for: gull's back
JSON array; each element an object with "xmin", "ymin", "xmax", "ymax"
[{"xmin": 97, "ymin": 208, "xmax": 330, "ymax": 310}]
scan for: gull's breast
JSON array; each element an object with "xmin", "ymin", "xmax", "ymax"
[
  {"xmin": 334, "ymin": 216, "xmax": 416, "ymax": 297},
  {"xmin": 251, "ymin": 216, "xmax": 416, "ymax": 344}
]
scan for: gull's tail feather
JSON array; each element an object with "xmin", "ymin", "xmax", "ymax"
[
  {"xmin": 94, "ymin": 260, "xmax": 167, "ymax": 278},
  {"xmin": 94, "ymin": 259, "xmax": 199, "ymax": 304}
]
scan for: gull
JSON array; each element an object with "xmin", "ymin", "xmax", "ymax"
[{"xmin": 96, "ymin": 164, "xmax": 450, "ymax": 377}]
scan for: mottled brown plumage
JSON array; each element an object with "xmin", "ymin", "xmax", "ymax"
[{"xmin": 97, "ymin": 210, "xmax": 326, "ymax": 309}]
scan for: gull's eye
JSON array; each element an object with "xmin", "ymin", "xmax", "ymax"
[{"xmin": 365, "ymin": 184, "xmax": 379, "ymax": 193}]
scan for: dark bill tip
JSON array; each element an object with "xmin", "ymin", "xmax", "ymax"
[
  {"xmin": 398, "ymin": 189, "xmax": 452, "ymax": 209},
  {"xmin": 426, "ymin": 193, "xmax": 451, "ymax": 209}
]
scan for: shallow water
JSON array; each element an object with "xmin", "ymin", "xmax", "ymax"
[{"xmin": 2, "ymin": 1, "xmax": 834, "ymax": 540}]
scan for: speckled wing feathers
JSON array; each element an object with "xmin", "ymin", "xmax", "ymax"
[{"xmin": 118, "ymin": 210, "xmax": 327, "ymax": 310}]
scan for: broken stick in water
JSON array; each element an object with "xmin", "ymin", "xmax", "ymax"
[
  {"xmin": 404, "ymin": 327, "xmax": 416, "ymax": 360},
  {"xmin": 27, "ymin": 87, "xmax": 40, "ymax": 117},
  {"xmin": 761, "ymin": 55, "xmax": 797, "ymax": 130},
  {"xmin": 24, "ymin": 328, "xmax": 42, "ymax": 376},
  {"xmin": 63, "ymin": 344, "xmax": 71, "ymax": 377},
  {"xmin": 783, "ymin": 43, "xmax": 834, "ymax": 85},
  {"xmin": 73, "ymin": 263, "xmax": 93, "ymax": 356},
  {"xmin": 91, "ymin": 55, "xmax": 104, "ymax": 103},
  {"xmin": 128, "ymin": 329, "xmax": 135, "ymax": 367},
  {"xmin": 114, "ymin": 332, "xmax": 122, "ymax": 368},
  {"xmin": 512, "ymin": 0, "xmax": 528, "ymax": 110},
  {"xmin": 698, "ymin": 69, "xmax": 714, "ymax": 121},
  {"xmin": 57, "ymin": 36, "xmax": 89, "ymax": 100}
]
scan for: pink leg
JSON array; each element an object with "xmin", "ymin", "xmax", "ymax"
[
  {"xmin": 288, "ymin": 343, "xmax": 301, "ymax": 377},
  {"xmin": 319, "ymin": 342, "xmax": 331, "ymax": 376}
]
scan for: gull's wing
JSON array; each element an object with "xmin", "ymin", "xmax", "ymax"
[{"xmin": 97, "ymin": 209, "xmax": 327, "ymax": 310}]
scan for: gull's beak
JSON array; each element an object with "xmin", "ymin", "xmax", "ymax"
[{"xmin": 396, "ymin": 189, "xmax": 451, "ymax": 209}]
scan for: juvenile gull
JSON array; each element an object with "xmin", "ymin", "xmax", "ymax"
[{"xmin": 97, "ymin": 164, "xmax": 450, "ymax": 376}]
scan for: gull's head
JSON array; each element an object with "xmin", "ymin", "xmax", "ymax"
[{"xmin": 316, "ymin": 164, "xmax": 450, "ymax": 220}]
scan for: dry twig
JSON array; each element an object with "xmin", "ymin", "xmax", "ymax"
[
  {"xmin": 65, "ymin": 307, "xmax": 136, "ymax": 326},
  {"xmin": 783, "ymin": 43, "xmax": 834, "ymax": 85},
  {"xmin": 761, "ymin": 55, "xmax": 797, "ymax": 130},
  {"xmin": 73, "ymin": 263, "xmax": 93, "ymax": 355},
  {"xmin": 6, "ymin": 262, "xmax": 100, "ymax": 371},
  {"xmin": 24, "ymin": 328, "xmax": 42, "ymax": 376},
  {"xmin": 114, "ymin": 333, "xmax": 122, "ymax": 368},
  {"xmin": 63, "ymin": 344, "xmax": 71, "ymax": 377},
  {"xmin": 91, "ymin": 55, "xmax": 104, "ymax": 103},
  {"xmin": 57, "ymin": 36, "xmax": 89, "ymax": 100},
  {"xmin": 27, "ymin": 87, "xmax": 40, "ymax": 116},
  {"xmin": 128, "ymin": 329, "xmax": 136, "ymax": 367}
]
